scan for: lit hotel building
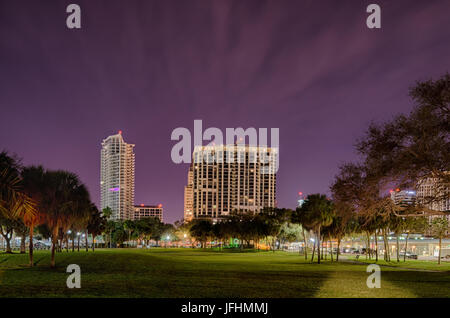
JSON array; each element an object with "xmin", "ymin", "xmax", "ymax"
[
  {"xmin": 100, "ymin": 131, "xmax": 135, "ymax": 220},
  {"xmin": 134, "ymin": 204, "xmax": 163, "ymax": 222},
  {"xmin": 184, "ymin": 145, "xmax": 277, "ymax": 222}
]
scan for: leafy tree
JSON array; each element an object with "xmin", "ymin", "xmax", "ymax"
[
  {"xmin": 357, "ymin": 74, "xmax": 449, "ymax": 211},
  {"xmin": 431, "ymin": 216, "xmax": 449, "ymax": 264},
  {"xmin": 189, "ymin": 219, "xmax": 212, "ymax": 248}
]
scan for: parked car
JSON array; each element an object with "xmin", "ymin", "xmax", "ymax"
[
  {"xmin": 34, "ymin": 241, "xmax": 51, "ymax": 250},
  {"xmin": 440, "ymin": 248, "xmax": 450, "ymax": 259},
  {"xmin": 399, "ymin": 252, "xmax": 418, "ymax": 259}
]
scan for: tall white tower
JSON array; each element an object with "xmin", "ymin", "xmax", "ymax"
[{"xmin": 101, "ymin": 131, "xmax": 135, "ymax": 220}]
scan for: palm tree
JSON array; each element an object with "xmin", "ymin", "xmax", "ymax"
[
  {"xmin": 0, "ymin": 153, "xmax": 36, "ymax": 255},
  {"xmin": 36, "ymin": 170, "xmax": 91, "ymax": 267},
  {"xmin": 21, "ymin": 166, "xmax": 46, "ymax": 265},
  {"xmin": 123, "ymin": 220, "xmax": 135, "ymax": 247},
  {"xmin": 299, "ymin": 194, "xmax": 334, "ymax": 264},
  {"xmin": 87, "ymin": 205, "xmax": 106, "ymax": 251},
  {"xmin": 101, "ymin": 207, "xmax": 113, "ymax": 247}
]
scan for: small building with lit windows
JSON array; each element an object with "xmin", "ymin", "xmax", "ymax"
[{"xmin": 133, "ymin": 204, "xmax": 163, "ymax": 222}]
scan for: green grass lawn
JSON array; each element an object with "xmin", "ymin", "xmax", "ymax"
[{"xmin": 0, "ymin": 248, "xmax": 449, "ymax": 298}]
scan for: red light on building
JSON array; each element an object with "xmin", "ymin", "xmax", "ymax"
[
  {"xmin": 158, "ymin": 204, "xmax": 162, "ymax": 208},
  {"xmin": 389, "ymin": 189, "xmax": 394, "ymax": 193},
  {"xmin": 298, "ymin": 192, "xmax": 303, "ymax": 196},
  {"xmin": 395, "ymin": 188, "xmax": 400, "ymax": 192},
  {"xmin": 140, "ymin": 203, "xmax": 144, "ymax": 207},
  {"xmin": 118, "ymin": 130, "xmax": 122, "ymax": 134}
]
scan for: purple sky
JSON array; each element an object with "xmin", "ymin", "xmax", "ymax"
[{"xmin": 1, "ymin": 0, "xmax": 449, "ymax": 223}]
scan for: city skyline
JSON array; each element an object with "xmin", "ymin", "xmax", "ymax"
[{"xmin": 1, "ymin": 1, "xmax": 450, "ymax": 223}]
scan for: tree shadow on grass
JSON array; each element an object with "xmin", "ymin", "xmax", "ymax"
[{"xmin": 380, "ymin": 269, "xmax": 450, "ymax": 297}]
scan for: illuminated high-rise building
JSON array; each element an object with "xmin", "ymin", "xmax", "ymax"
[
  {"xmin": 185, "ymin": 145, "xmax": 277, "ymax": 222},
  {"xmin": 184, "ymin": 165, "xmax": 194, "ymax": 222},
  {"xmin": 100, "ymin": 131, "xmax": 135, "ymax": 220}
]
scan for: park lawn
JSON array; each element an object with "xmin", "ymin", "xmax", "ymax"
[
  {"xmin": 345, "ymin": 255, "xmax": 450, "ymax": 271},
  {"xmin": 0, "ymin": 248, "xmax": 449, "ymax": 298}
]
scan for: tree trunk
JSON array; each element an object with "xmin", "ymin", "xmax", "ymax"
[
  {"xmin": 438, "ymin": 236, "xmax": 442, "ymax": 265},
  {"xmin": 29, "ymin": 224, "xmax": 34, "ymax": 266},
  {"xmin": 330, "ymin": 241, "xmax": 333, "ymax": 262},
  {"xmin": 72, "ymin": 236, "xmax": 75, "ymax": 252},
  {"xmin": 51, "ymin": 236, "xmax": 57, "ymax": 268},
  {"xmin": 336, "ymin": 237, "xmax": 341, "ymax": 262},
  {"xmin": 375, "ymin": 229, "xmax": 378, "ymax": 262},
  {"xmin": 20, "ymin": 234, "xmax": 26, "ymax": 253},
  {"xmin": 302, "ymin": 228, "xmax": 308, "ymax": 260},
  {"xmin": 92, "ymin": 235, "xmax": 95, "ymax": 252},
  {"xmin": 77, "ymin": 236, "xmax": 80, "ymax": 252},
  {"xmin": 1, "ymin": 229, "xmax": 13, "ymax": 253},
  {"xmin": 396, "ymin": 235, "xmax": 400, "ymax": 262},
  {"xmin": 404, "ymin": 233, "xmax": 409, "ymax": 262},
  {"xmin": 317, "ymin": 228, "xmax": 321, "ymax": 264},
  {"xmin": 85, "ymin": 233, "xmax": 88, "ymax": 252},
  {"xmin": 311, "ymin": 239, "xmax": 316, "ymax": 262},
  {"xmin": 5, "ymin": 236, "xmax": 12, "ymax": 253},
  {"xmin": 383, "ymin": 229, "xmax": 390, "ymax": 262}
]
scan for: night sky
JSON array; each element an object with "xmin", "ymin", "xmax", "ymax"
[{"xmin": 1, "ymin": 0, "xmax": 449, "ymax": 223}]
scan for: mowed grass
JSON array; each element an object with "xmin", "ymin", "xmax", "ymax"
[{"xmin": 0, "ymin": 248, "xmax": 449, "ymax": 298}]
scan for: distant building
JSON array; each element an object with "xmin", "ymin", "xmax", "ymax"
[
  {"xmin": 416, "ymin": 176, "xmax": 450, "ymax": 235},
  {"xmin": 185, "ymin": 145, "xmax": 277, "ymax": 222},
  {"xmin": 134, "ymin": 204, "xmax": 163, "ymax": 222},
  {"xmin": 390, "ymin": 189, "xmax": 417, "ymax": 207},
  {"xmin": 297, "ymin": 192, "xmax": 305, "ymax": 208},
  {"xmin": 100, "ymin": 131, "xmax": 135, "ymax": 220},
  {"xmin": 416, "ymin": 176, "xmax": 450, "ymax": 212},
  {"xmin": 390, "ymin": 177, "xmax": 449, "ymax": 236},
  {"xmin": 184, "ymin": 166, "xmax": 194, "ymax": 222}
]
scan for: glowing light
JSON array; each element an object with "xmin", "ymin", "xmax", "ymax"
[
  {"xmin": 298, "ymin": 192, "xmax": 303, "ymax": 196},
  {"xmin": 396, "ymin": 188, "xmax": 400, "ymax": 192},
  {"xmin": 118, "ymin": 130, "xmax": 122, "ymax": 134},
  {"xmin": 158, "ymin": 204, "xmax": 163, "ymax": 208},
  {"xmin": 109, "ymin": 187, "xmax": 120, "ymax": 192},
  {"xmin": 140, "ymin": 203, "xmax": 144, "ymax": 207}
]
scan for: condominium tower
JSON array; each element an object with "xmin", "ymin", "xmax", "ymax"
[
  {"xmin": 184, "ymin": 145, "xmax": 277, "ymax": 222},
  {"xmin": 101, "ymin": 131, "xmax": 135, "ymax": 220}
]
